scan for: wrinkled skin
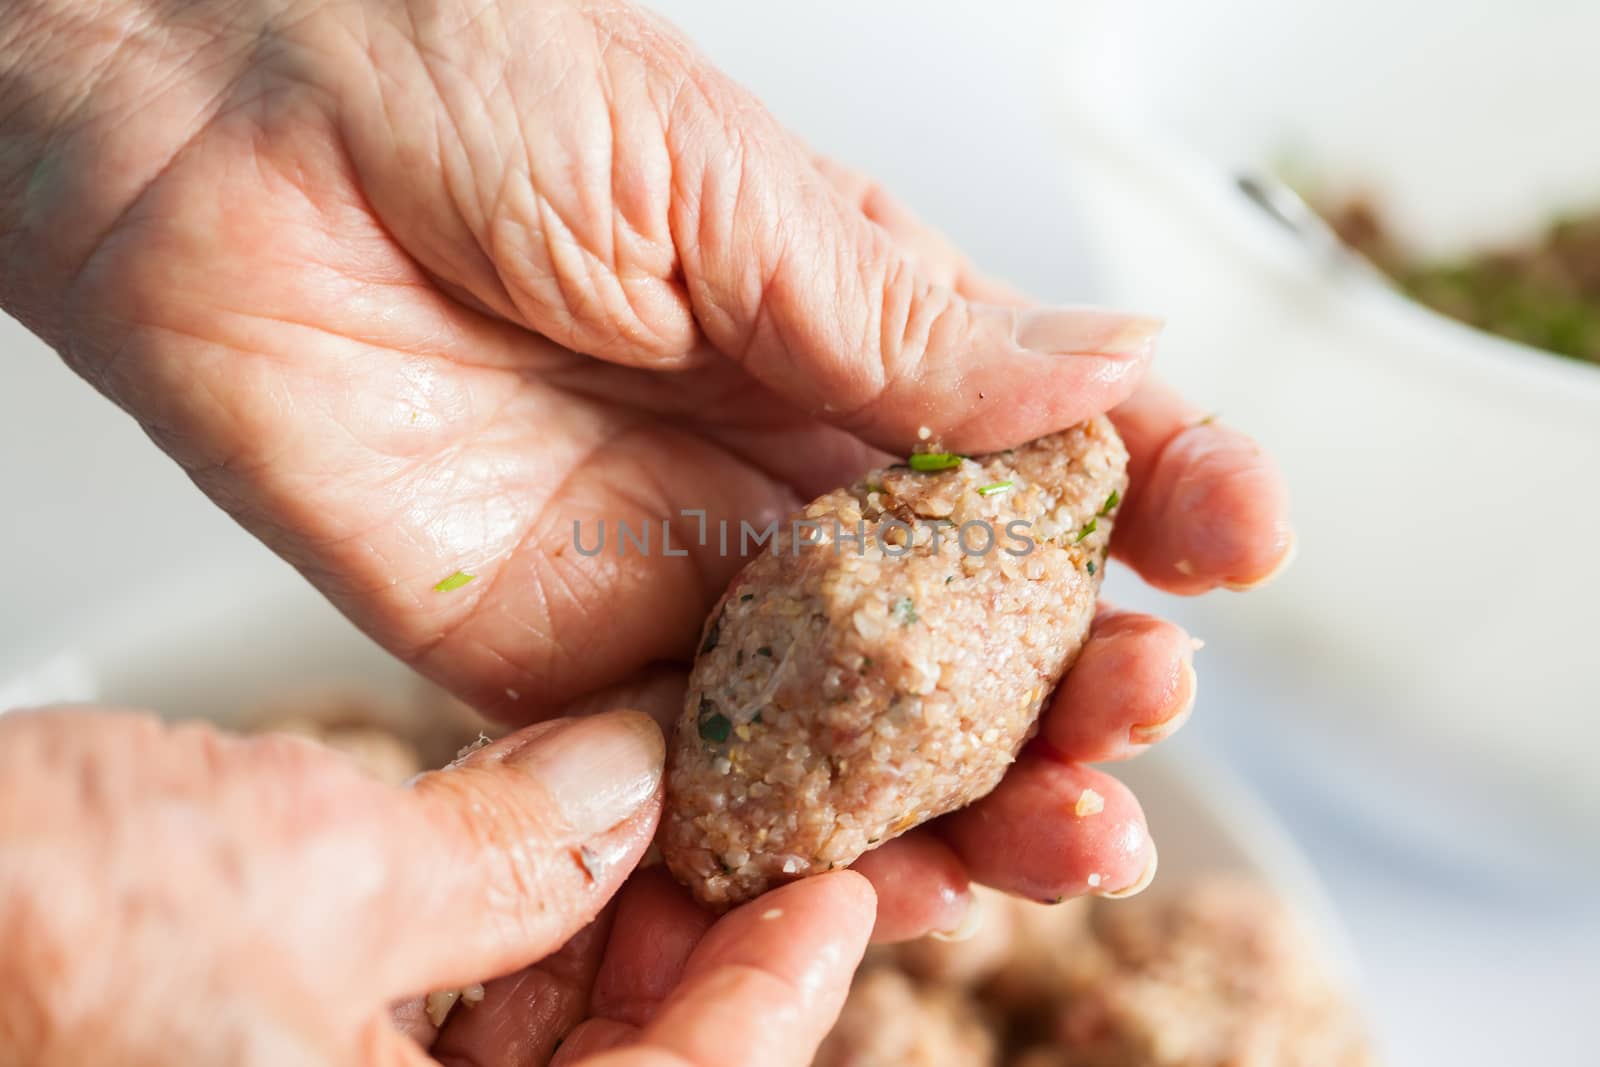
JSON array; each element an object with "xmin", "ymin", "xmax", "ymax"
[
  {"xmin": 0, "ymin": 707, "xmax": 877, "ymax": 1066},
  {"xmin": 0, "ymin": 0, "xmax": 1292, "ymax": 1061}
]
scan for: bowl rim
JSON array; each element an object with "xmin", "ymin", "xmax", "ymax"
[{"xmin": 1055, "ymin": 85, "xmax": 1600, "ymax": 398}]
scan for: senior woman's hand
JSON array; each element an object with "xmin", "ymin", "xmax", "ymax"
[
  {"xmin": 0, "ymin": 0, "xmax": 1291, "ymax": 928},
  {"xmin": 0, "ymin": 706, "xmax": 874, "ymax": 1066}
]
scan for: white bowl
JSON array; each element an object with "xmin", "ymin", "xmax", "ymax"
[{"xmin": 1058, "ymin": 0, "xmax": 1600, "ymax": 855}]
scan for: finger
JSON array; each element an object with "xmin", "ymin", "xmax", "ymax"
[
  {"xmin": 588, "ymin": 867, "xmax": 718, "ymax": 1029},
  {"xmin": 684, "ymin": 130, "xmax": 1160, "ymax": 453},
  {"xmin": 338, "ymin": 13, "xmax": 1158, "ymax": 454},
  {"xmin": 583, "ymin": 872, "xmax": 875, "ymax": 1067},
  {"xmin": 386, "ymin": 710, "xmax": 663, "ymax": 993},
  {"xmin": 808, "ymin": 162, "xmax": 1293, "ymax": 593},
  {"xmin": 814, "ymin": 159, "xmax": 1291, "ymax": 591},
  {"xmin": 430, "ymin": 910, "xmax": 615, "ymax": 1067},
  {"xmin": 848, "ymin": 834, "xmax": 974, "ymax": 943},
  {"xmin": 1040, "ymin": 608, "xmax": 1197, "ymax": 762},
  {"xmin": 1108, "ymin": 379, "xmax": 1294, "ymax": 593},
  {"xmin": 936, "ymin": 755, "xmax": 1156, "ymax": 904}
]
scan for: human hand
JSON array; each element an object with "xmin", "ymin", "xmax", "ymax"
[
  {"xmin": 0, "ymin": 705, "xmax": 872, "ymax": 1066},
  {"xmin": 0, "ymin": 0, "xmax": 1291, "ymax": 930}
]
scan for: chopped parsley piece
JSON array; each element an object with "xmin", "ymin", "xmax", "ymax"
[
  {"xmin": 740, "ymin": 592, "xmax": 754, "ymax": 602},
  {"xmin": 1098, "ymin": 489, "xmax": 1120, "ymax": 516},
  {"xmin": 434, "ymin": 571, "xmax": 476, "ymax": 592},
  {"xmin": 1075, "ymin": 518, "xmax": 1098, "ymax": 543},
  {"xmin": 892, "ymin": 597, "xmax": 919, "ymax": 625},
  {"xmin": 1086, "ymin": 560, "xmax": 1097, "ymax": 575},
  {"xmin": 1197, "ymin": 412, "xmax": 1219, "ymax": 426},
  {"xmin": 945, "ymin": 575, "xmax": 956, "ymax": 584},
  {"xmin": 977, "ymin": 480, "xmax": 1014, "ymax": 497},
  {"xmin": 697, "ymin": 698, "xmax": 731, "ymax": 743},
  {"xmin": 756, "ymin": 646, "xmax": 773, "ymax": 658},
  {"xmin": 907, "ymin": 452, "xmax": 963, "ymax": 472}
]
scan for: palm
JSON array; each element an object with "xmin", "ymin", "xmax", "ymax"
[{"xmin": 68, "ymin": 75, "xmax": 875, "ymax": 716}]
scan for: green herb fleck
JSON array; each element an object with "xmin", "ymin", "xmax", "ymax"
[
  {"xmin": 1075, "ymin": 518, "xmax": 1098, "ymax": 543},
  {"xmin": 945, "ymin": 575, "xmax": 956, "ymax": 584},
  {"xmin": 697, "ymin": 698, "xmax": 731, "ymax": 744},
  {"xmin": 756, "ymin": 646, "xmax": 773, "ymax": 658},
  {"xmin": 699, "ymin": 614, "xmax": 722, "ymax": 654},
  {"xmin": 892, "ymin": 597, "xmax": 919, "ymax": 625},
  {"xmin": 977, "ymin": 480, "xmax": 1014, "ymax": 497},
  {"xmin": 434, "ymin": 571, "xmax": 476, "ymax": 592},
  {"xmin": 1098, "ymin": 489, "xmax": 1120, "ymax": 516},
  {"xmin": 865, "ymin": 481, "xmax": 885, "ymax": 494},
  {"xmin": 907, "ymin": 452, "xmax": 963, "ymax": 472},
  {"xmin": 1086, "ymin": 560, "xmax": 1097, "ymax": 575},
  {"xmin": 1196, "ymin": 412, "xmax": 1219, "ymax": 426},
  {"xmin": 740, "ymin": 592, "xmax": 754, "ymax": 602}
]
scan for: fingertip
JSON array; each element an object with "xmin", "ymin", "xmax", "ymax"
[
  {"xmin": 1222, "ymin": 527, "xmax": 1298, "ymax": 592},
  {"xmin": 849, "ymin": 834, "xmax": 972, "ymax": 943},
  {"xmin": 1043, "ymin": 611, "xmax": 1197, "ymax": 762},
  {"xmin": 826, "ymin": 302, "xmax": 1156, "ymax": 455},
  {"xmin": 1127, "ymin": 655, "xmax": 1197, "ymax": 748},
  {"xmin": 1117, "ymin": 416, "xmax": 1294, "ymax": 594},
  {"xmin": 928, "ymin": 306, "xmax": 1157, "ymax": 454},
  {"xmin": 773, "ymin": 869, "xmax": 879, "ymax": 942},
  {"xmin": 938, "ymin": 757, "xmax": 1152, "ymax": 903}
]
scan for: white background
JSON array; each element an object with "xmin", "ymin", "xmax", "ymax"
[{"xmin": 2, "ymin": 2, "xmax": 1593, "ymax": 1062}]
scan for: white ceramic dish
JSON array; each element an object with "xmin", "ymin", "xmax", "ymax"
[
  {"xmin": 1, "ymin": 558, "xmax": 1359, "ymax": 982},
  {"xmin": 1057, "ymin": 0, "xmax": 1600, "ymax": 854}
]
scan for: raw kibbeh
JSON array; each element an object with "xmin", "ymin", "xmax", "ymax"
[{"xmin": 663, "ymin": 418, "xmax": 1129, "ymax": 906}]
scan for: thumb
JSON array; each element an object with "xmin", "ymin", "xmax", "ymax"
[
  {"xmin": 383, "ymin": 709, "xmax": 664, "ymax": 995},
  {"xmin": 335, "ymin": 4, "xmax": 1157, "ymax": 454},
  {"xmin": 672, "ymin": 111, "xmax": 1160, "ymax": 454},
  {"xmin": 654, "ymin": 29, "xmax": 1161, "ymax": 452}
]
